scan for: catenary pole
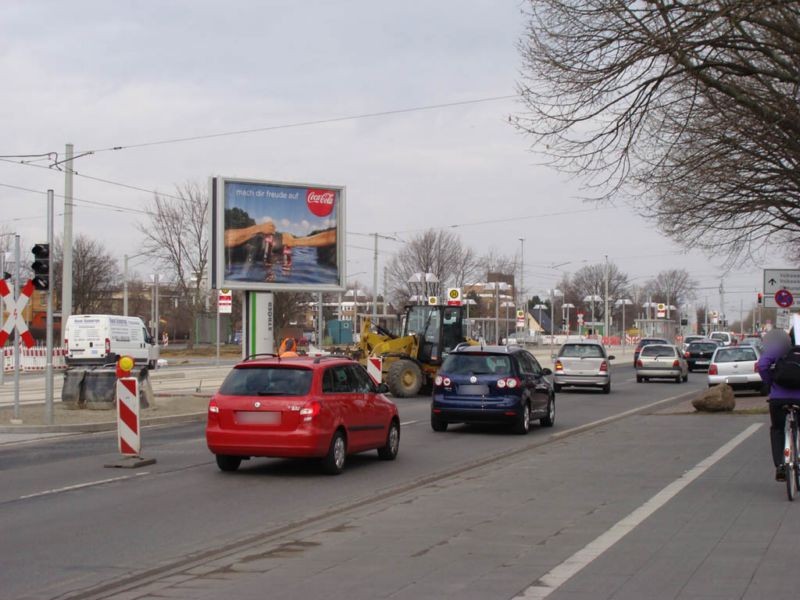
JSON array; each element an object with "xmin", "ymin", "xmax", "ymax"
[
  {"xmin": 61, "ymin": 143, "xmax": 73, "ymax": 341},
  {"xmin": 12, "ymin": 234, "xmax": 20, "ymax": 423},
  {"xmin": 45, "ymin": 190, "xmax": 54, "ymax": 424}
]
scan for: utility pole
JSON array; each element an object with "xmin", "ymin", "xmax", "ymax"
[
  {"xmin": 62, "ymin": 143, "xmax": 74, "ymax": 341},
  {"xmin": 372, "ymin": 233, "xmax": 379, "ymax": 322},
  {"xmin": 45, "ymin": 190, "xmax": 54, "ymax": 424},
  {"xmin": 519, "ymin": 238, "xmax": 525, "ymax": 330},
  {"xmin": 719, "ymin": 280, "xmax": 726, "ymax": 330},
  {"xmin": 382, "ymin": 266, "xmax": 388, "ymax": 316},
  {"xmin": 11, "ymin": 235, "xmax": 21, "ymax": 423},
  {"xmin": 603, "ymin": 255, "xmax": 609, "ymax": 338},
  {"xmin": 123, "ymin": 255, "xmax": 129, "ymax": 316}
]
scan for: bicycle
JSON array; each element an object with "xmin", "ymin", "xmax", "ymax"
[{"xmin": 784, "ymin": 404, "xmax": 800, "ymax": 501}]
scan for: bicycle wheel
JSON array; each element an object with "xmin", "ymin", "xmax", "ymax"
[
  {"xmin": 787, "ymin": 417, "xmax": 798, "ymax": 501},
  {"xmin": 793, "ymin": 420, "xmax": 800, "ymax": 493}
]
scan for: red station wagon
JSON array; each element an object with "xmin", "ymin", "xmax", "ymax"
[{"xmin": 206, "ymin": 355, "xmax": 400, "ymax": 474}]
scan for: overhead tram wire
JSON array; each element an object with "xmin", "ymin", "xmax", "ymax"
[
  {"xmin": 0, "ymin": 181, "xmax": 154, "ymax": 217},
  {"xmin": 78, "ymin": 94, "xmax": 518, "ymax": 154}
]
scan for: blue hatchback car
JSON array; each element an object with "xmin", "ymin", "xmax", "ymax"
[{"xmin": 431, "ymin": 345, "xmax": 555, "ymax": 434}]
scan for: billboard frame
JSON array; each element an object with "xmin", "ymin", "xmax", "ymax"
[{"xmin": 209, "ymin": 176, "xmax": 346, "ymax": 292}]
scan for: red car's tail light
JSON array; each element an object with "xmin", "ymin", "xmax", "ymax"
[
  {"xmin": 709, "ymin": 364, "xmax": 718, "ymax": 375},
  {"xmin": 684, "ymin": 351, "xmax": 690, "ymax": 358},
  {"xmin": 599, "ymin": 361, "xmax": 608, "ymax": 373},
  {"xmin": 636, "ymin": 359, "xmax": 643, "ymax": 368},
  {"xmin": 300, "ymin": 400, "xmax": 321, "ymax": 421},
  {"xmin": 208, "ymin": 400, "xmax": 220, "ymax": 422},
  {"xmin": 672, "ymin": 359, "xmax": 680, "ymax": 368}
]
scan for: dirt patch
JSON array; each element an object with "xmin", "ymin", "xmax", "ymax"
[{"xmin": 0, "ymin": 394, "xmax": 210, "ymax": 427}]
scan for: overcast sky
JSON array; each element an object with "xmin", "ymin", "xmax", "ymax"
[{"xmin": 0, "ymin": 0, "xmax": 773, "ymax": 319}]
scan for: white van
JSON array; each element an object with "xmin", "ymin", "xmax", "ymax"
[{"xmin": 64, "ymin": 315, "xmax": 159, "ymax": 368}]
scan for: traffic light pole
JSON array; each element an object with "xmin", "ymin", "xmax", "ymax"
[{"xmin": 45, "ymin": 190, "xmax": 54, "ymax": 424}]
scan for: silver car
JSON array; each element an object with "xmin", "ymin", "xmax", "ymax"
[
  {"xmin": 708, "ymin": 346, "xmax": 763, "ymax": 392},
  {"xmin": 554, "ymin": 341, "xmax": 615, "ymax": 394},
  {"xmin": 636, "ymin": 344, "xmax": 688, "ymax": 383}
]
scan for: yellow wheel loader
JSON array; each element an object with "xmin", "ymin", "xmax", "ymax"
[{"xmin": 359, "ymin": 304, "xmax": 473, "ymax": 397}]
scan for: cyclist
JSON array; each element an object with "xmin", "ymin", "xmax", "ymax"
[{"xmin": 757, "ymin": 327, "xmax": 800, "ymax": 481}]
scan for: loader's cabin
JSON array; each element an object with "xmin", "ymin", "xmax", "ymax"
[{"xmin": 402, "ymin": 305, "xmax": 469, "ymax": 364}]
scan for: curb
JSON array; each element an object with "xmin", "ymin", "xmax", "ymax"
[{"xmin": 0, "ymin": 411, "xmax": 206, "ymax": 435}]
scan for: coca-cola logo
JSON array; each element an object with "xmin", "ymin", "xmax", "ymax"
[{"xmin": 306, "ymin": 189, "xmax": 336, "ymax": 217}]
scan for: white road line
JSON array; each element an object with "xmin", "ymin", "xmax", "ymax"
[
  {"xmin": 400, "ymin": 420, "xmax": 420, "ymax": 426},
  {"xmin": 516, "ymin": 423, "xmax": 762, "ymax": 599},
  {"xmin": 18, "ymin": 472, "xmax": 150, "ymax": 500}
]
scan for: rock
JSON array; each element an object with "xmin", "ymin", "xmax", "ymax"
[{"xmin": 692, "ymin": 384, "xmax": 736, "ymax": 412}]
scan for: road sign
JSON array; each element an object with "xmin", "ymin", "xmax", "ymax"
[
  {"xmin": 764, "ymin": 269, "xmax": 800, "ymax": 308},
  {"xmin": 516, "ymin": 309, "xmax": 525, "ymax": 327},
  {"xmin": 776, "ymin": 309, "xmax": 791, "ymax": 329},
  {"xmin": 218, "ymin": 289, "xmax": 232, "ymax": 314},
  {"xmin": 577, "ymin": 312, "xmax": 584, "ymax": 324},
  {"xmin": 775, "ymin": 289, "xmax": 794, "ymax": 308},
  {"xmin": 428, "ymin": 296, "xmax": 438, "ymax": 306},
  {"xmin": 446, "ymin": 288, "xmax": 462, "ymax": 306},
  {"xmin": 0, "ymin": 279, "xmax": 35, "ymax": 348}
]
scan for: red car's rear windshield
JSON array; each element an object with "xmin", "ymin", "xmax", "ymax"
[{"xmin": 219, "ymin": 366, "xmax": 313, "ymax": 396}]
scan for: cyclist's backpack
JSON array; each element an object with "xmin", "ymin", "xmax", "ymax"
[{"xmin": 774, "ymin": 346, "xmax": 800, "ymax": 389}]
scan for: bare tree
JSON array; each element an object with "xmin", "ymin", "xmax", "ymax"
[
  {"xmin": 516, "ymin": 1, "xmax": 800, "ymax": 262},
  {"xmin": 386, "ymin": 230, "xmax": 478, "ymax": 307},
  {"xmin": 569, "ymin": 263, "xmax": 629, "ymax": 321},
  {"xmin": 646, "ymin": 269, "xmax": 697, "ymax": 307},
  {"xmin": 138, "ymin": 182, "xmax": 209, "ymax": 349},
  {"xmin": 50, "ymin": 235, "xmax": 120, "ymax": 314}
]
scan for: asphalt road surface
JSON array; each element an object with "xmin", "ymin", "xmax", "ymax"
[{"xmin": 2, "ymin": 366, "xmax": 789, "ymax": 600}]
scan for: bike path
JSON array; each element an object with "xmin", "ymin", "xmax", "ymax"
[{"xmin": 87, "ymin": 411, "xmax": 778, "ymax": 600}]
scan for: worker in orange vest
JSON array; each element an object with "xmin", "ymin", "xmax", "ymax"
[{"xmin": 278, "ymin": 337, "xmax": 299, "ymax": 357}]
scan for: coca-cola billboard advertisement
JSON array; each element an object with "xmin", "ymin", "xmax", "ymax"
[{"xmin": 210, "ymin": 177, "xmax": 345, "ymax": 292}]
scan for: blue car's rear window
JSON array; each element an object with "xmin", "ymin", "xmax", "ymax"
[
  {"xmin": 441, "ymin": 354, "xmax": 512, "ymax": 375},
  {"xmin": 220, "ymin": 366, "xmax": 312, "ymax": 396}
]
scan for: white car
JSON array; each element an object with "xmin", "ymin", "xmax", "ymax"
[
  {"xmin": 707, "ymin": 346, "xmax": 763, "ymax": 392},
  {"xmin": 709, "ymin": 331, "xmax": 736, "ymax": 347}
]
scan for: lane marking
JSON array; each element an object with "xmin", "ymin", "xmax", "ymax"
[
  {"xmin": 400, "ymin": 420, "xmax": 420, "ymax": 426},
  {"xmin": 18, "ymin": 472, "xmax": 150, "ymax": 500},
  {"xmin": 516, "ymin": 423, "xmax": 762, "ymax": 599}
]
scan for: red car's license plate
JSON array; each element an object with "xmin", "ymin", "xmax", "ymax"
[{"xmin": 235, "ymin": 411, "xmax": 281, "ymax": 425}]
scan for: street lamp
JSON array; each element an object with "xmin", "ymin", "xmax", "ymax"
[
  {"xmin": 562, "ymin": 303, "xmax": 575, "ymax": 335},
  {"xmin": 501, "ymin": 301, "xmax": 515, "ymax": 341},
  {"xmin": 408, "ymin": 272, "xmax": 439, "ymax": 303},
  {"xmin": 486, "ymin": 282, "xmax": 510, "ymax": 344},
  {"xmin": 583, "ymin": 294, "xmax": 602, "ymax": 337},
  {"xmin": 549, "ymin": 288, "xmax": 563, "ymax": 348},
  {"xmin": 615, "ymin": 298, "xmax": 633, "ymax": 348},
  {"xmin": 123, "ymin": 252, "xmax": 150, "ymax": 316}
]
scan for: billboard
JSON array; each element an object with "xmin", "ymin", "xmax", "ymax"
[{"xmin": 210, "ymin": 177, "xmax": 345, "ymax": 292}]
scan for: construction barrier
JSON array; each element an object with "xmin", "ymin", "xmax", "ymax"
[
  {"xmin": 116, "ymin": 377, "xmax": 140, "ymax": 456},
  {"xmin": 2, "ymin": 346, "xmax": 69, "ymax": 372}
]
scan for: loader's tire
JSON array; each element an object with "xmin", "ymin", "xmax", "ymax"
[{"xmin": 387, "ymin": 359, "xmax": 423, "ymax": 397}]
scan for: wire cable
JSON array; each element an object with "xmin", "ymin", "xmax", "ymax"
[{"xmin": 79, "ymin": 94, "xmax": 518, "ymax": 154}]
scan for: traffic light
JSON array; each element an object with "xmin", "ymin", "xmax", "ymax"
[
  {"xmin": 31, "ymin": 243, "xmax": 49, "ymax": 291},
  {"xmin": 757, "ymin": 292, "xmax": 763, "ymax": 305}
]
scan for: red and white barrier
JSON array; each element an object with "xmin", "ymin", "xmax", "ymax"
[
  {"xmin": 367, "ymin": 356, "xmax": 383, "ymax": 384},
  {"xmin": 2, "ymin": 346, "xmax": 69, "ymax": 372},
  {"xmin": 116, "ymin": 377, "xmax": 140, "ymax": 456}
]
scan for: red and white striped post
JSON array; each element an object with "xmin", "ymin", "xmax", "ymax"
[{"xmin": 105, "ymin": 356, "xmax": 156, "ymax": 468}]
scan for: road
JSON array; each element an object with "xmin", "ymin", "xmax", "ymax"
[{"xmin": 1, "ymin": 365, "xmax": 790, "ymax": 600}]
